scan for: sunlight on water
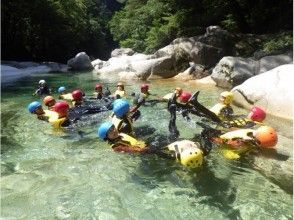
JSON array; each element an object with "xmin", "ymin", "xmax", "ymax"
[{"xmin": 1, "ymin": 72, "xmax": 292, "ymax": 219}]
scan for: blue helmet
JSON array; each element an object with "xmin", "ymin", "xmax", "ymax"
[
  {"xmin": 58, "ymin": 86, "xmax": 66, "ymax": 93},
  {"xmin": 98, "ymin": 122, "xmax": 114, "ymax": 139},
  {"xmin": 113, "ymin": 99, "xmax": 130, "ymax": 118},
  {"xmin": 28, "ymin": 101, "xmax": 42, "ymax": 113}
]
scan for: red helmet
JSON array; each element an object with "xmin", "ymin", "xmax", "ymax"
[
  {"xmin": 255, "ymin": 126, "xmax": 278, "ymax": 148},
  {"xmin": 54, "ymin": 101, "xmax": 69, "ymax": 117},
  {"xmin": 72, "ymin": 90, "xmax": 83, "ymax": 101},
  {"xmin": 179, "ymin": 92, "xmax": 192, "ymax": 103},
  {"xmin": 95, "ymin": 84, "xmax": 103, "ymax": 91},
  {"xmin": 249, "ymin": 106, "xmax": 266, "ymax": 122},
  {"xmin": 141, "ymin": 84, "xmax": 149, "ymax": 93}
]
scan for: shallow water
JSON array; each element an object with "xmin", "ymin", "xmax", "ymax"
[{"xmin": 1, "ymin": 72, "xmax": 293, "ymax": 219}]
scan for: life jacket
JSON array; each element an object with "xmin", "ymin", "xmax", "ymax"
[
  {"xmin": 111, "ymin": 115, "xmax": 134, "ymax": 135},
  {"xmin": 43, "ymin": 110, "xmax": 68, "ymax": 128},
  {"xmin": 210, "ymin": 103, "xmax": 232, "ymax": 120},
  {"xmin": 72, "ymin": 99, "xmax": 83, "ymax": 107},
  {"xmin": 166, "ymin": 140, "xmax": 204, "ymax": 168},
  {"xmin": 110, "ymin": 133, "xmax": 146, "ymax": 149},
  {"xmin": 114, "ymin": 90, "xmax": 126, "ymax": 98},
  {"xmin": 60, "ymin": 93, "xmax": 73, "ymax": 101},
  {"xmin": 213, "ymin": 129, "xmax": 257, "ymax": 159},
  {"xmin": 93, "ymin": 92, "xmax": 103, "ymax": 99},
  {"xmin": 222, "ymin": 117, "xmax": 263, "ymax": 129}
]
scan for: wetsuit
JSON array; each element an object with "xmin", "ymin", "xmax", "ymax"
[{"xmin": 35, "ymin": 85, "xmax": 51, "ymax": 96}]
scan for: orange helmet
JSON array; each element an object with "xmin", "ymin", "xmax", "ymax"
[
  {"xmin": 255, "ymin": 126, "xmax": 278, "ymax": 148},
  {"xmin": 43, "ymin": 96, "xmax": 55, "ymax": 106}
]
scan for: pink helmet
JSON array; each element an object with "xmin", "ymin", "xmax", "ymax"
[
  {"xmin": 141, "ymin": 84, "xmax": 149, "ymax": 93},
  {"xmin": 249, "ymin": 106, "xmax": 266, "ymax": 122},
  {"xmin": 179, "ymin": 92, "xmax": 192, "ymax": 103}
]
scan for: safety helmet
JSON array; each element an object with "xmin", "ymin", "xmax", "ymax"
[
  {"xmin": 28, "ymin": 101, "xmax": 42, "ymax": 113},
  {"xmin": 39, "ymin": 79, "xmax": 46, "ymax": 85},
  {"xmin": 72, "ymin": 90, "xmax": 83, "ymax": 101},
  {"xmin": 220, "ymin": 91, "xmax": 234, "ymax": 105},
  {"xmin": 141, "ymin": 84, "xmax": 149, "ymax": 93},
  {"xmin": 180, "ymin": 147, "xmax": 204, "ymax": 168},
  {"xmin": 95, "ymin": 84, "xmax": 103, "ymax": 91},
  {"xmin": 179, "ymin": 92, "xmax": 192, "ymax": 103},
  {"xmin": 113, "ymin": 99, "xmax": 130, "ymax": 118},
  {"xmin": 249, "ymin": 106, "xmax": 266, "ymax": 122},
  {"xmin": 117, "ymin": 82, "xmax": 124, "ymax": 89},
  {"xmin": 98, "ymin": 122, "xmax": 114, "ymax": 139},
  {"xmin": 255, "ymin": 126, "xmax": 278, "ymax": 148},
  {"xmin": 53, "ymin": 101, "xmax": 69, "ymax": 117},
  {"xmin": 175, "ymin": 87, "xmax": 183, "ymax": 95},
  {"xmin": 43, "ymin": 96, "xmax": 55, "ymax": 106},
  {"xmin": 58, "ymin": 86, "xmax": 66, "ymax": 93}
]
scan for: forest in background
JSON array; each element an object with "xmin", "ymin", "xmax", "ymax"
[{"xmin": 1, "ymin": 0, "xmax": 293, "ymax": 63}]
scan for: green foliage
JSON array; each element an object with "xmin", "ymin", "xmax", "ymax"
[
  {"xmin": 109, "ymin": 0, "xmax": 292, "ymax": 54},
  {"xmin": 2, "ymin": 0, "xmax": 292, "ymax": 62},
  {"xmin": 262, "ymin": 32, "xmax": 293, "ymax": 52},
  {"xmin": 2, "ymin": 0, "xmax": 113, "ymax": 62}
]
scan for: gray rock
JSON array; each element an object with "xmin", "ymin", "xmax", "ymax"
[
  {"xmin": 67, "ymin": 52, "xmax": 93, "ymax": 71},
  {"xmin": 111, "ymin": 48, "xmax": 135, "ymax": 57},
  {"xmin": 211, "ymin": 56, "xmax": 258, "ymax": 89},
  {"xmin": 41, "ymin": 62, "xmax": 68, "ymax": 73},
  {"xmin": 91, "ymin": 59, "xmax": 106, "ymax": 70},
  {"xmin": 259, "ymin": 53, "xmax": 293, "ymax": 74}
]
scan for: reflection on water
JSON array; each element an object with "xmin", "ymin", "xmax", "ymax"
[{"xmin": 1, "ymin": 72, "xmax": 293, "ymax": 219}]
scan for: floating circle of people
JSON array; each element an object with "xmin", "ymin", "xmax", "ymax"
[{"xmin": 28, "ymin": 79, "xmax": 278, "ymax": 169}]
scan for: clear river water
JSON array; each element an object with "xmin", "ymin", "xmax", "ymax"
[{"xmin": 1, "ymin": 71, "xmax": 293, "ymax": 219}]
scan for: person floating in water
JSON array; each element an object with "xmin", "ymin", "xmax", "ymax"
[
  {"xmin": 33, "ymin": 79, "xmax": 51, "ymax": 96},
  {"xmin": 43, "ymin": 96, "xmax": 56, "ymax": 110},
  {"xmin": 97, "ymin": 121, "xmax": 206, "ymax": 168},
  {"xmin": 110, "ymin": 99, "xmax": 135, "ymax": 135},
  {"xmin": 113, "ymin": 82, "xmax": 126, "ymax": 98},
  {"xmin": 58, "ymin": 86, "xmax": 73, "ymax": 101},
  {"xmin": 197, "ymin": 121, "xmax": 278, "ymax": 159},
  {"xmin": 220, "ymin": 106, "xmax": 267, "ymax": 129},
  {"xmin": 28, "ymin": 101, "xmax": 70, "ymax": 128},
  {"xmin": 209, "ymin": 91, "xmax": 234, "ymax": 121}
]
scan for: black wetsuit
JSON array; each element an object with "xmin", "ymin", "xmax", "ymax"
[{"xmin": 35, "ymin": 86, "xmax": 50, "ymax": 96}]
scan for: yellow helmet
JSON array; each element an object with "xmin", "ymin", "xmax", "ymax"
[
  {"xmin": 220, "ymin": 91, "xmax": 234, "ymax": 105},
  {"xmin": 179, "ymin": 147, "xmax": 203, "ymax": 168}
]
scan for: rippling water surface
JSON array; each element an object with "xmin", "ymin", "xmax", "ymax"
[{"xmin": 1, "ymin": 72, "xmax": 293, "ymax": 219}]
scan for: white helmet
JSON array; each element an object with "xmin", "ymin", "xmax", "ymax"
[{"xmin": 39, "ymin": 80, "xmax": 46, "ymax": 85}]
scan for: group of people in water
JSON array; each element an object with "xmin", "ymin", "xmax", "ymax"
[{"xmin": 28, "ymin": 79, "xmax": 278, "ymax": 169}]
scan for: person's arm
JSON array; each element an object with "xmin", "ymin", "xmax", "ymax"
[{"xmin": 112, "ymin": 144, "xmax": 149, "ymax": 153}]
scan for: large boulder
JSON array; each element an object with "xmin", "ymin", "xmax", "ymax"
[
  {"xmin": 154, "ymin": 26, "xmax": 235, "ymax": 69},
  {"xmin": 67, "ymin": 52, "xmax": 93, "ymax": 71},
  {"xmin": 211, "ymin": 53, "xmax": 293, "ymax": 89},
  {"xmin": 211, "ymin": 57, "xmax": 258, "ymax": 89},
  {"xmin": 96, "ymin": 55, "xmax": 176, "ymax": 80},
  {"xmin": 111, "ymin": 48, "xmax": 135, "ymax": 57},
  {"xmin": 91, "ymin": 59, "xmax": 106, "ymax": 70},
  {"xmin": 173, "ymin": 63, "xmax": 210, "ymax": 81},
  {"xmin": 231, "ymin": 64, "xmax": 294, "ymax": 120},
  {"xmin": 258, "ymin": 53, "xmax": 293, "ymax": 74}
]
